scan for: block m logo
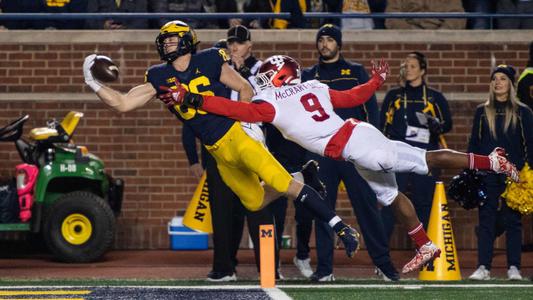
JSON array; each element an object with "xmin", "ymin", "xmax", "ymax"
[{"xmin": 260, "ymin": 229, "xmax": 273, "ymax": 238}]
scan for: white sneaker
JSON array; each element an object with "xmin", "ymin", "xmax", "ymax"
[
  {"xmin": 206, "ymin": 271, "xmax": 237, "ymax": 282},
  {"xmin": 507, "ymin": 266, "xmax": 523, "ymax": 280},
  {"xmin": 293, "ymin": 257, "xmax": 313, "ymax": 278},
  {"xmin": 375, "ymin": 267, "xmax": 400, "ymax": 282},
  {"xmin": 469, "ymin": 265, "xmax": 490, "ymax": 280},
  {"xmin": 310, "ymin": 273, "xmax": 335, "ymax": 282},
  {"xmin": 375, "ymin": 267, "xmax": 391, "ymax": 281}
]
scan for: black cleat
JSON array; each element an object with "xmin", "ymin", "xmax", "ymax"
[
  {"xmin": 336, "ymin": 225, "xmax": 360, "ymax": 258},
  {"xmin": 301, "ymin": 160, "xmax": 327, "ymax": 198}
]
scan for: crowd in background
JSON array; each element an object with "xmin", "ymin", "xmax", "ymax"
[{"xmin": 1, "ymin": 0, "xmax": 533, "ymax": 30}]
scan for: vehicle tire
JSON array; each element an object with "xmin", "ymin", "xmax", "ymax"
[{"xmin": 42, "ymin": 191, "xmax": 115, "ymax": 263}]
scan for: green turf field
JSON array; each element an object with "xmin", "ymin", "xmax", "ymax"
[
  {"xmin": 285, "ymin": 286, "xmax": 533, "ymax": 300},
  {"xmin": 0, "ymin": 279, "xmax": 531, "ymax": 300}
]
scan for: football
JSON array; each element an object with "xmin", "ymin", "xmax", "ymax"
[{"xmin": 90, "ymin": 55, "xmax": 119, "ymax": 82}]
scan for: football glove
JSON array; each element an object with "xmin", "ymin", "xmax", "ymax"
[
  {"xmin": 158, "ymin": 85, "xmax": 204, "ymax": 109},
  {"xmin": 83, "ymin": 54, "xmax": 103, "ymax": 92},
  {"xmin": 371, "ymin": 58, "xmax": 389, "ymax": 84}
]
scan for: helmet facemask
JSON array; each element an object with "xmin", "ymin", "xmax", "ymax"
[
  {"xmin": 255, "ymin": 69, "xmax": 276, "ymax": 90},
  {"xmin": 255, "ymin": 55, "xmax": 301, "ymax": 90}
]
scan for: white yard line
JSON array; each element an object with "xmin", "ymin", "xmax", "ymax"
[
  {"xmin": 277, "ymin": 284, "xmax": 533, "ymax": 289},
  {"xmin": 263, "ymin": 287, "xmax": 293, "ymax": 300},
  {"xmin": 0, "ymin": 284, "xmax": 531, "ymax": 290}
]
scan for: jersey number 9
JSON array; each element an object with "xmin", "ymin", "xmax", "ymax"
[{"xmin": 300, "ymin": 93, "xmax": 330, "ymax": 122}]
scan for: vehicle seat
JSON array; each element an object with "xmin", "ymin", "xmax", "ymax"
[{"xmin": 29, "ymin": 111, "xmax": 84, "ymax": 141}]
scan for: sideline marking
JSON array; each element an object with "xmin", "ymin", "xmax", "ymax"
[
  {"xmin": 0, "ymin": 298, "xmax": 84, "ymax": 300},
  {"xmin": 0, "ymin": 284, "xmax": 532, "ymax": 290},
  {"xmin": 263, "ymin": 287, "xmax": 292, "ymax": 300},
  {"xmin": 277, "ymin": 284, "xmax": 533, "ymax": 289},
  {"xmin": 0, "ymin": 290, "xmax": 90, "ymax": 295}
]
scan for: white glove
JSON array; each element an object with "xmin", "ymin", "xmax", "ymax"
[
  {"xmin": 83, "ymin": 54, "xmax": 103, "ymax": 92},
  {"xmin": 241, "ymin": 122, "xmax": 265, "ymax": 144}
]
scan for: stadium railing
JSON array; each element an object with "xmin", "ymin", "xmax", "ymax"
[{"xmin": 1, "ymin": 13, "xmax": 533, "ymax": 29}]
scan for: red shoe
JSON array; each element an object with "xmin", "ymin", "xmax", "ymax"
[
  {"xmin": 488, "ymin": 147, "xmax": 520, "ymax": 182},
  {"xmin": 402, "ymin": 242, "xmax": 441, "ymax": 274}
]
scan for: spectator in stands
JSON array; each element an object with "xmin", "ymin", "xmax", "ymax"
[
  {"xmin": 496, "ymin": 0, "xmax": 533, "ymax": 29},
  {"xmin": 0, "ymin": 0, "xmax": 42, "ymax": 29},
  {"xmin": 369, "ymin": 0, "xmax": 388, "ymax": 29},
  {"xmin": 42, "ymin": 0, "xmax": 88, "ymax": 30},
  {"xmin": 517, "ymin": 41, "xmax": 533, "ymax": 110},
  {"xmin": 468, "ymin": 65, "xmax": 533, "ymax": 281},
  {"xmin": 380, "ymin": 52, "xmax": 452, "ymax": 238},
  {"xmin": 340, "ymin": 0, "xmax": 374, "ymax": 29},
  {"xmin": 243, "ymin": 0, "xmax": 274, "ymax": 29},
  {"xmin": 462, "ymin": 0, "xmax": 495, "ymax": 29},
  {"xmin": 214, "ymin": 1, "xmax": 240, "ymax": 28},
  {"xmin": 271, "ymin": 0, "xmax": 327, "ymax": 29},
  {"xmin": 86, "ymin": 0, "xmax": 165, "ymax": 29},
  {"xmin": 157, "ymin": 0, "xmax": 212, "ymax": 29},
  {"xmin": 385, "ymin": 0, "xmax": 466, "ymax": 29},
  {"xmin": 159, "ymin": 1, "xmax": 239, "ymax": 29}
]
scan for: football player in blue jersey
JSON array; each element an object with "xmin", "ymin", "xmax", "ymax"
[{"xmin": 83, "ymin": 20, "xmax": 361, "ymax": 260}]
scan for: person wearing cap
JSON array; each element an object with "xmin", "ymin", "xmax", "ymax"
[
  {"xmin": 517, "ymin": 41, "xmax": 533, "ymax": 111},
  {"xmin": 225, "ymin": 24, "xmax": 286, "ymax": 279},
  {"xmin": 226, "ymin": 25, "xmax": 263, "ymax": 97},
  {"xmin": 380, "ymin": 51, "xmax": 452, "ymax": 249},
  {"xmin": 299, "ymin": 23, "xmax": 399, "ymax": 282},
  {"xmin": 468, "ymin": 65, "xmax": 533, "ymax": 281}
]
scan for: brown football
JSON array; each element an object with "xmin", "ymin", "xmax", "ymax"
[{"xmin": 90, "ymin": 55, "xmax": 119, "ymax": 82}]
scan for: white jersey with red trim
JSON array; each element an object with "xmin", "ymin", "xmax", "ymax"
[{"xmin": 253, "ymin": 80, "xmax": 345, "ymax": 156}]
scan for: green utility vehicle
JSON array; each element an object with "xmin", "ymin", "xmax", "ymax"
[{"xmin": 0, "ymin": 112, "xmax": 123, "ymax": 262}]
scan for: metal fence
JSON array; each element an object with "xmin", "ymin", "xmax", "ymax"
[{"xmin": 0, "ymin": 12, "xmax": 532, "ymax": 29}]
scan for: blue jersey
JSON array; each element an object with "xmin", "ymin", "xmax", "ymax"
[{"xmin": 146, "ymin": 48, "xmax": 234, "ymax": 146}]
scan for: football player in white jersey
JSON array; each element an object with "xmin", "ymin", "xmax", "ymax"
[{"xmin": 160, "ymin": 55, "xmax": 520, "ymax": 274}]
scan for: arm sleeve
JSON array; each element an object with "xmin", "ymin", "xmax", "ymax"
[
  {"xmin": 202, "ymin": 95, "xmax": 276, "ymax": 123},
  {"xmin": 434, "ymin": 91, "xmax": 453, "ymax": 134},
  {"xmin": 329, "ymin": 75, "xmax": 381, "ymax": 109},
  {"xmin": 181, "ymin": 124, "xmax": 199, "ymax": 165},
  {"xmin": 467, "ymin": 108, "xmax": 483, "ymax": 154}
]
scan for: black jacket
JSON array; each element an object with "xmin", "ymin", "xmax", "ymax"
[
  {"xmin": 380, "ymin": 83, "xmax": 452, "ymax": 150},
  {"xmin": 468, "ymin": 102, "xmax": 533, "ymax": 172}
]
